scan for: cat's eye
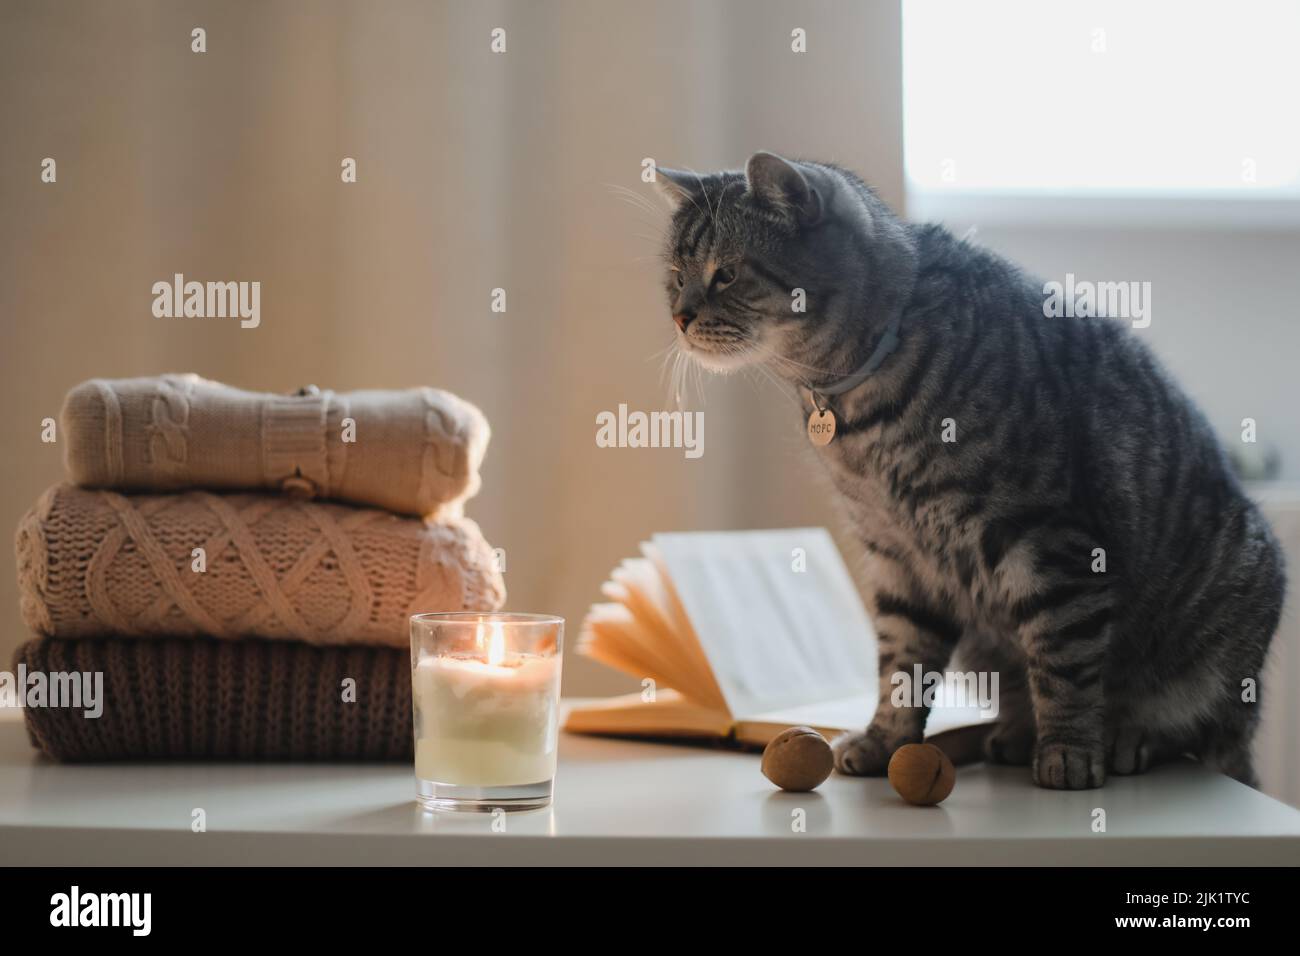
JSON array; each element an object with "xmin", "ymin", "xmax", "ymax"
[
  {"xmin": 674, "ymin": 271, "xmax": 686, "ymax": 288},
  {"xmin": 712, "ymin": 265, "xmax": 737, "ymax": 290}
]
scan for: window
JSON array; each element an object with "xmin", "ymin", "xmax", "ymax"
[{"xmin": 903, "ymin": 0, "xmax": 1300, "ymax": 220}]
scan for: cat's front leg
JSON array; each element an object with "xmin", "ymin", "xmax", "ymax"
[
  {"xmin": 1020, "ymin": 597, "xmax": 1112, "ymax": 790},
  {"xmin": 834, "ymin": 590, "xmax": 963, "ymax": 775}
]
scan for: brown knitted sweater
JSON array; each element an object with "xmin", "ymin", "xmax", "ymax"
[
  {"xmin": 61, "ymin": 374, "xmax": 490, "ymax": 518},
  {"xmin": 14, "ymin": 636, "xmax": 412, "ymax": 761},
  {"xmin": 16, "ymin": 484, "xmax": 506, "ymax": 647}
]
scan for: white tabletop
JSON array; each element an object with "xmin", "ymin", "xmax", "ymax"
[{"xmin": 2, "ymin": 709, "xmax": 1299, "ymax": 865}]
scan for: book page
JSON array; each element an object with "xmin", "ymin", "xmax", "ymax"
[
  {"xmin": 581, "ymin": 597, "xmax": 727, "ymax": 712},
  {"xmin": 562, "ymin": 690, "xmax": 734, "ymax": 739},
  {"xmin": 652, "ymin": 528, "xmax": 877, "ymax": 718},
  {"xmin": 744, "ymin": 687, "xmax": 992, "ymax": 737},
  {"xmin": 611, "ymin": 557, "xmax": 726, "ymax": 710}
]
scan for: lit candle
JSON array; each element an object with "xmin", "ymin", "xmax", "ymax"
[{"xmin": 411, "ymin": 616, "xmax": 563, "ymax": 806}]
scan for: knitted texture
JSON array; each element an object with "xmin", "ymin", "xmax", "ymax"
[
  {"xmin": 14, "ymin": 636, "xmax": 412, "ymax": 761},
  {"xmin": 16, "ymin": 484, "xmax": 506, "ymax": 647},
  {"xmin": 60, "ymin": 374, "xmax": 490, "ymax": 518}
]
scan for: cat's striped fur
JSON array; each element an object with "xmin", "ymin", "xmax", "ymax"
[{"xmin": 658, "ymin": 152, "xmax": 1284, "ymax": 789}]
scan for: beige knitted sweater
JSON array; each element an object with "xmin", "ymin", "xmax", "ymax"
[
  {"xmin": 61, "ymin": 374, "xmax": 490, "ymax": 518},
  {"xmin": 16, "ymin": 484, "xmax": 506, "ymax": 647}
]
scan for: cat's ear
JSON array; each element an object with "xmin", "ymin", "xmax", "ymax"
[
  {"xmin": 654, "ymin": 166, "xmax": 705, "ymax": 209},
  {"xmin": 745, "ymin": 151, "xmax": 821, "ymax": 223}
]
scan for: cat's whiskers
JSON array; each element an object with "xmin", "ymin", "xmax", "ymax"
[
  {"xmin": 751, "ymin": 361, "xmax": 806, "ymax": 414},
  {"xmin": 750, "ymin": 340, "xmax": 856, "ymax": 382},
  {"xmin": 670, "ymin": 349, "xmax": 688, "ymax": 411},
  {"xmin": 648, "ymin": 339, "xmax": 676, "ymax": 366},
  {"xmin": 606, "ymin": 186, "xmax": 672, "ymax": 259},
  {"xmin": 686, "ymin": 168, "xmax": 717, "ymax": 230},
  {"xmin": 729, "ymin": 346, "xmax": 806, "ymax": 415},
  {"xmin": 656, "ymin": 342, "xmax": 682, "ymax": 406},
  {"xmin": 605, "ymin": 183, "xmax": 667, "ymax": 221},
  {"xmin": 612, "ymin": 215, "xmax": 667, "ymax": 241}
]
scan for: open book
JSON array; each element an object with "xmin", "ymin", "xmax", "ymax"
[{"xmin": 565, "ymin": 529, "xmax": 994, "ymax": 763}]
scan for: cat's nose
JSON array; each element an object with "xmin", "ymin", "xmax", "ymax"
[{"xmin": 673, "ymin": 311, "xmax": 695, "ymax": 331}]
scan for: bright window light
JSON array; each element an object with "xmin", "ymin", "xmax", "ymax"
[{"xmin": 903, "ymin": 0, "xmax": 1300, "ymax": 197}]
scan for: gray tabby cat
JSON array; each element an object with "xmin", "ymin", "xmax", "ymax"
[{"xmin": 656, "ymin": 152, "xmax": 1284, "ymax": 789}]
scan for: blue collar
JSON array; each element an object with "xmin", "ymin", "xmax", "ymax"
[{"xmin": 805, "ymin": 310, "xmax": 903, "ymax": 403}]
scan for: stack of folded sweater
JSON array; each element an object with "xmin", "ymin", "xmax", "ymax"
[{"xmin": 13, "ymin": 374, "xmax": 506, "ymax": 761}]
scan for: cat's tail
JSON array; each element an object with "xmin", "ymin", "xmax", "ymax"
[{"xmin": 1201, "ymin": 721, "xmax": 1260, "ymax": 788}]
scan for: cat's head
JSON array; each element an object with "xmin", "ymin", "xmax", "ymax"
[{"xmin": 657, "ymin": 152, "xmax": 881, "ymax": 381}]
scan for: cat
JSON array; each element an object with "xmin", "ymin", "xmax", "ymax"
[{"xmin": 656, "ymin": 151, "xmax": 1285, "ymax": 790}]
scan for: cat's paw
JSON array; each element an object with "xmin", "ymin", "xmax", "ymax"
[
  {"xmin": 1107, "ymin": 727, "xmax": 1157, "ymax": 775},
  {"xmin": 832, "ymin": 727, "xmax": 911, "ymax": 776},
  {"xmin": 983, "ymin": 721, "xmax": 1035, "ymax": 766},
  {"xmin": 1032, "ymin": 740, "xmax": 1106, "ymax": 790}
]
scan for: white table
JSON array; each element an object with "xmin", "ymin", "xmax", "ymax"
[{"xmin": 2, "ymin": 710, "xmax": 1299, "ymax": 865}]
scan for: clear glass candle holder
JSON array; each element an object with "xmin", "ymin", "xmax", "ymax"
[{"xmin": 410, "ymin": 612, "xmax": 564, "ymax": 812}]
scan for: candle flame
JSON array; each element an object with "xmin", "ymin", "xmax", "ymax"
[{"xmin": 487, "ymin": 621, "xmax": 506, "ymax": 667}]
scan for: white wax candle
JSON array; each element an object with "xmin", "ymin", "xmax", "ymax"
[{"xmin": 413, "ymin": 652, "xmax": 561, "ymax": 787}]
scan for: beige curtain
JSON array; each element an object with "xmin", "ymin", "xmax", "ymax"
[{"xmin": 0, "ymin": 0, "xmax": 904, "ymax": 694}]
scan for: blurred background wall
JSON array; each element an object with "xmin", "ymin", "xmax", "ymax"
[{"xmin": 0, "ymin": 0, "xmax": 904, "ymax": 697}]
